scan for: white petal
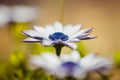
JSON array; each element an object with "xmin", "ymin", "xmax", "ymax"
[
  {"xmin": 69, "ymin": 24, "xmax": 82, "ymax": 35},
  {"xmin": 41, "ymin": 39, "xmax": 53, "ymax": 46},
  {"xmin": 69, "ymin": 50, "xmax": 80, "ymax": 62},
  {"xmin": 79, "ymin": 27, "xmax": 93, "ymax": 34},
  {"xmin": 33, "ymin": 25, "xmax": 49, "ymax": 38},
  {"xmin": 70, "ymin": 31, "xmax": 88, "ymax": 39},
  {"xmin": 54, "ymin": 21, "xmax": 63, "ymax": 32},
  {"xmin": 45, "ymin": 24, "xmax": 55, "ymax": 34},
  {"xmin": 70, "ymin": 27, "xmax": 93, "ymax": 39},
  {"xmin": 64, "ymin": 42, "xmax": 77, "ymax": 49},
  {"xmin": 63, "ymin": 24, "xmax": 73, "ymax": 35},
  {"xmin": 23, "ymin": 37, "xmax": 41, "ymax": 42},
  {"xmin": 66, "ymin": 38, "xmax": 80, "ymax": 43},
  {"xmin": 63, "ymin": 24, "xmax": 82, "ymax": 36},
  {"xmin": 22, "ymin": 30, "xmax": 40, "ymax": 37}
]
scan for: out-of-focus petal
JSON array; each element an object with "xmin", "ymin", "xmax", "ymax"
[
  {"xmin": 69, "ymin": 50, "xmax": 80, "ymax": 62},
  {"xmin": 60, "ymin": 53, "xmax": 70, "ymax": 62},
  {"xmin": 0, "ymin": 6, "xmax": 11, "ymax": 26},
  {"xmin": 80, "ymin": 53, "xmax": 97, "ymax": 69},
  {"xmin": 73, "ymin": 67, "xmax": 87, "ymax": 79},
  {"xmin": 56, "ymin": 66, "xmax": 68, "ymax": 79},
  {"xmin": 12, "ymin": 6, "xmax": 38, "ymax": 22},
  {"xmin": 80, "ymin": 53, "xmax": 112, "ymax": 71},
  {"xmin": 60, "ymin": 51, "xmax": 80, "ymax": 62},
  {"xmin": 30, "ymin": 55, "xmax": 44, "ymax": 67},
  {"xmin": 40, "ymin": 53, "xmax": 61, "ymax": 74}
]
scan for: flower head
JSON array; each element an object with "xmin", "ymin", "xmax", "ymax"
[
  {"xmin": 22, "ymin": 21, "xmax": 96, "ymax": 49},
  {"xmin": 0, "ymin": 6, "xmax": 11, "ymax": 26},
  {"xmin": 30, "ymin": 51, "xmax": 87, "ymax": 79},
  {"xmin": 12, "ymin": 6, "xmax": 39, "ymax": 22},
  {"xmin": 30, "ymin": 51, "xmax": 112, "ymax": 79}
]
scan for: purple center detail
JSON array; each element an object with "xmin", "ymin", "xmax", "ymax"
[{"xmin": 61, "ymin": 62, "xmax": 79, "ymax": 74}]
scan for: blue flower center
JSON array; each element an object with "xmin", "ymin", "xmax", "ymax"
[
  {"xmin": 61, "ymin": 62, "xmax": 79, "ymax": 74},
  {"xmin": 49, "ymin": 32, "xmax": 69, "ymax": 41}
]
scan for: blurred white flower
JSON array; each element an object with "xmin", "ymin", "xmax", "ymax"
[
  {"xmin": 12, "ymin": 5, "xmax": 39, "ymax": 22},
  {"xmin": 30, "ymin": 51, "xmax": 112, "ymax": 79},
  {"xmin": 30, "ymin": 52, "xmax": 61, "ymax": 74},
  {"xmin": 0, "ymin": 5, "xmax": 11, "ymax": 27},
  {"xmin": 30, "ymin": 51, "xmax": 87, "ymax": 79},
  {"xmin": 22, "ymin": 21, "xmax": 96, "ymax": 49}
]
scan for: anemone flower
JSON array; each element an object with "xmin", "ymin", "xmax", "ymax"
[
  {"xmin": 22, "ymin": 22, "xmax": 96, "ymax": 53},
  {"xmin": 30, "ymin": 51, "xmax": 112, "ymax": 79}
]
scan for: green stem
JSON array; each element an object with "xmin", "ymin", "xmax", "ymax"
[
  {"xmin": 54, "ymin": 46, "xmax": 62, "ymax": 56},
  {"xmin": 54, "ymin": 43, "xmax": 64, "ymax": 56}
]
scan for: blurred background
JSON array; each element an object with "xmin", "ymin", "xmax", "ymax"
[{"xmin": 0, "ymin": 0, "xmax": 120, "ymax": 80}]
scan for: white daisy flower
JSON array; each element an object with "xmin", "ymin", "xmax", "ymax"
[
  {"xmin": 22, "ymin": 21, "xmax": 96, "ymax": 49},
  {"xmin": 30, "ymin": 51, "xmax": 112, "ymax": 79},
  {"xmin": 12, "ymin": 6, "xmax": 39, "ymax": 22},
  {"xmin": 0, "ymin": 6, "xmax": 11, "ymax": 27},
  {"xmin": 30, "ymin": 51, "xmax": 87, "ymax": 79}
]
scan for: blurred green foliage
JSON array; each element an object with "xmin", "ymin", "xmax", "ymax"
[
  {"xmin": 10, "ymin": 50, "xmax": 26, "ymax": 67},
  {"xmin": 114, "ymin": 51, "xmax": 120, "ymax": 68},
  {"xmin": 77, "ymin": 42, "xmax": 87, "ymax": 57},
  {"xmin": 10, "ymin": 22, "xmax": 29, "ymax": 41},
  {"xmin": 30, "ymin": 43, "xmax": 54, "ymax": 54}
]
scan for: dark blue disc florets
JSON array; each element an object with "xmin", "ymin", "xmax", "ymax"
[{"xmin": 49, "ymin": 32, "xmax": 69, "ymax": 41}]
